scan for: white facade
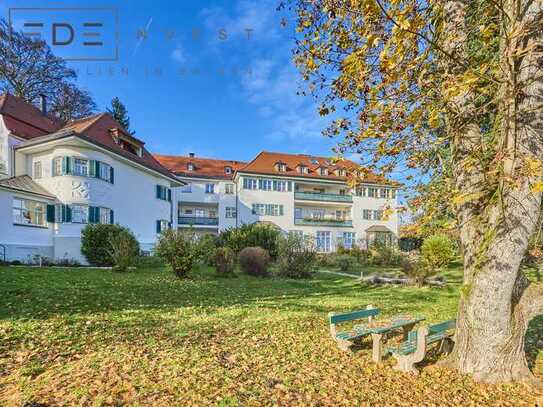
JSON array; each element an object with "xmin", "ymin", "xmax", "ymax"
[
  {"xmin": 0, "ymin": 122, "xmax": 180, "ymax": 263},
  {"xmin": 172, "ymin": 170, "xmax": 399, "ymax": 251}
]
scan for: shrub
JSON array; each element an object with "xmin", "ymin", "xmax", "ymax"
[
  {"xmin": 334, "ymin": 254, "xmax": 355, "ymax": 271},
  {"xmin": 238, "ymin": 246, "xmax": 271, "ymax": 277},
  {"xmin": 219, "ymin": 224, "xmax": 280, "ymax": 258},
  {"xmin": 155, "ymin": 229, "xmax": 198, "ymax": 278},
  {"xmin": 369, "ymin": 242, "xmax": 402, "ymax": 266},
  {"xmin": 213, "ymin": 247, "xmax": 236, "ymax": 276},
  {"xmin": 400, "ymin": 251, "xmax": 434, "ymax": 286},
  {"xmin": 81, "ymin": 224, "xmax": 140, "ymax": 266},
  {"xmin": 421, "ymin": 235, "xmax": 456, "ymax": 273},
  {"xmin": 316, "ymin": 253, "xmax": 334, "ymax": 268},
  {"xmin": 194, "ymin": 234, "xmax": 218, "ymax": 266},
  {"xmin": 108, "ymin": 230, "xmax": 139, "ymax": 272},
  {"xmin": 276, "ymin": 233, "xmax": 317, "ymax": 278}
]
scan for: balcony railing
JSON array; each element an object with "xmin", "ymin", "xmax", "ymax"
[
  {"xmin": 178, "ymin": 216, "xmax": 219, "ymax": 226},
  {"xmin": 294, "ymin": 191, "xmax": 353, "ymax": 203},
  {"xmin": 294, "ymin": 218, "xmax": 353, "ymax": 227}
]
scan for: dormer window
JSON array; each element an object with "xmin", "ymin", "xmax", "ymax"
[
  {"xmin": 318, "ymin": 167, "xmax": 328, "ymax": 176},
  {"xmin": 297, "ymin": 164, "xmax": 308, "ymax": 174},
  {"xmin": 335, "ymin": 168, "xmax": 346, "ymax": 177},
  {"xmin": 225, "ymin": 166, "xmax": 232, "ymax": 175},
  {"xmin": 274, "ymin": 161, "xmax": 287, "ymax": 172},
  {"xmin": 187, "ymin": 163, "xmax": 195, "ymax": 171},
  {"xmin": 109, "ymin": 128, "xmax": 143, "ymax": 157}
]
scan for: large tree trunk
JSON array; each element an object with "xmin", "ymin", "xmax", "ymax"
[{"xmin": 442, "ymin": 0, "xmax": 543, "ymax": 383}]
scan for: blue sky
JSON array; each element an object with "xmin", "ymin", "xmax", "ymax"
[{"xmin": 2, "ymin": 0, "xmax": 339, "ymax": 162}]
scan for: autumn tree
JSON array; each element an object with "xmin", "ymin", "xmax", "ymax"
[
  {"xmin": 289, "ymin": 0, "xmax": 543, "ymax": 384},
  {"xmin": 0, "ymin": 18, "xmax": 95, "ymax": 122},
  {"xmin": 107, "ymin": 97, "xmax": 134, "ymax": 134}
]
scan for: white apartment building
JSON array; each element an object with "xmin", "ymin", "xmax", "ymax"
[
  {"xmin": 0, "ymin": 93, "xmax": 182, "ymax": 263},
  {"xmin": 0, "ymin": 93, "xmax": 400, "ymax": 263},
  {"xmin": 155, "ymin": 151, "xmax": 400, "ymax": 252}
]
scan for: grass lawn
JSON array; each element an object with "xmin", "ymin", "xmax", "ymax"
[{"xmin": 0, "ymin": 265, "xmax": 541, "ymax": 406}]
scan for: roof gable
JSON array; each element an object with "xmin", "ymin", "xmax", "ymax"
[{"xmin": 154, "ymin": 154, "xmax": 246, "ymax": 180}]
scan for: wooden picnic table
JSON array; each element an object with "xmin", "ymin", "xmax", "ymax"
[{"xmin": 360, "ymin": 316, "xmax": 426, "ymax": 363}]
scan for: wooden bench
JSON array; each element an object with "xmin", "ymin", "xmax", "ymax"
[
  {"xmin": 388, "ymin": 319, "xmax": 456, "ymax": 374},
  {"xmin": 329, "ymin": 305, "xmax": 379, "ymax": 353}
]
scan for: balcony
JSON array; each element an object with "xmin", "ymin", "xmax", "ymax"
[
  {"xmin": 178, "ymin": 216, "xmax": 219, "ymax": 226},
  {"xmin": 294, "ymin": 218, "xmax": 353, "ymax": 227},
  {"xmin": 294, "ymin": 191, "xmax": 353, "ymax": 203}
]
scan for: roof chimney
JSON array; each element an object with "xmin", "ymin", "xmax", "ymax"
[
  {"xmin": 39, "ymin": 94, "xmax": 47, "ymax": 115},
  {"xmin": 189, "ymin": 152, "xmax": 195, "ymax": 158}
]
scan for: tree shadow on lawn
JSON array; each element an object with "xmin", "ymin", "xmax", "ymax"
[{"xmin": 0, "ymin": 266, "xmax": 458, "ymax": 322}]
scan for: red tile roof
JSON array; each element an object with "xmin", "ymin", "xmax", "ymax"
[
  {"xmin": 154, "ymin": 154, "xmax": 246, "ymax": 180},
  {"xmin": 0, "ymin": 93, "xmax": 63, "ymax": 139},
  {"xmin": 238, "ymin": 151, "xmax": 389, "ymax": 184},
  {"xmin": 2, "ymin": 94, "xmax": 181, "ymax": 184}
]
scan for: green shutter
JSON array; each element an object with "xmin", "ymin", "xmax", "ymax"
[
  {"xmin": 109, "ymin": 166, "xmax": 114, "ymax": 184},
  {"xmin": 46, "ymin": 205, "xmax": 56, "ymax": 223},
  {"xmin": 156, "ymin": 220, "xmax": 161, "ymax": 233},
  {"xmin": 109, "ymin": 209, "xmax": 114, "ymax": 224},
  {"xmin": 156, "ymin": 185, "xmax": 161, "ymax": 199},
  {"xmin": 167, "ymin": 188, "xmax": 172, "ymax": 202},
  {"xmin": 65, "ymin": 205, "xmax": 72, "ymax": 223},
  {"xmin": 287, "ymin": 181, "xmax": 292, "ymax": 192},
  {"xmin": 88, "ymin": 206, "xmax": 95, "ymax": 223},
  {"xmin": 95, "ymin": 161, "xmax": 100, "ymax": 178},
  {"xmin": 89, "ymin": 207, "xmax": 100, "ymax": 224},
  {"xmin": 89, "ymin": 160, "xmax": 96, "ymax": 177},
  {"xmin": 63, "ymin": 157, "xmax": 72, "ymax": 175},
  {"xmin": 279, "ymin": 205, "xmax": 284, "ymax": 216}
]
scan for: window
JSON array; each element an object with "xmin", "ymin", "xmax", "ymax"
[
  {"xmin": 225, "ymin": 207, "xmax": 237, "ymax": 218},
  {"xmin": 187, "ymin": 163, "xmax": 195, "ymax": 171},
  {"xmin": 73, "ymin": 158, "xmax": 88, "ymax": 176},
  {"xmin": 380, "ymin": 188, "xmax": 390, "ymax": 199},
  {"xmin": 339, "ymin": 189, "xmax": 346, "ymax": 195},
  {"xmin": 297, "ymin": 165, "xmax": 308, "ymax": 174},
  {"xmin": 252, "ymin": 203, "xmax": 266, "ymax": 215},
  {"xmin": 316, "ymin": 231, "xmax": 331, "ymax": 252},
  {"xmin": 53, "ymin": 157, "xmax": 62, "ymax": 176},
  {"xmin": 181, "ymin": 183, "xmax": 192, "ymax": 193},
  {"xmin": 99, "ymin": 162, "xmax": 111, "ymax": 182},
  {"xmin": 278, "ymin": 163, "xmax": 287, "ymax": 172},
  {"xmin": 342, "ymin": 232, "xmax": 356, "ymax": 249},
  {"xmin": 71, "ymin": 204, "xmax": 89, "ymax": 223},
  {"xmin": 99, "ymin": 207, "xmax": 112, "ymax": 224},
  {"xmin": 225, "ymin": 166, "xmax": 232, "ymax": 174},
  {"xmin": 260, "ymin": 179, "xmax": 273, "ymax": 191},
  {"xmin": 205, "ymin": 183, "xmax": 215, "ymax": 194},
  {"xmin": 13, "ymin": 198, "xmax": 46, "ymax": 226},
  {"xmin": 156, "ymin": 185, "xmax": 171, "ymax": 201},
  {"xmin": 33, "ymin": 161, "xmax": 42, "ymax": 179},
  {"xmin": 184, "ymin": 208, "xmax": 193, "ymax": 215},
  {"xmin": 243, "ymin": 178, "xmax": 258, "ymax": 190},
  {"xmin": 273, "ymin": 180, "xmax": 287, "ymax": 192},
  {"xmin": 373, "ymin": 210, "xmax": 383, "ymax": 220},
  {"xmin": 368, "ymin": 187, "xmax": 378, "ymax": 198},
  {"xmin": 225, "ymin": 184, "xmax": 234, "ymax": 194},
  {"xmin": 391, "ymin": 189, "xmax": 397, "ymax": 199},
  {"xmin": 156, "ymin": 219, "xmax": 170, "ymax": 233},
  {"xmin": 363, "ymin": 209, "xmax": 372, "ymax": 220},
  {"xmin": 194, "ymin": 209, "xmax": 205, "ymax": 218},
  {"xmin": 336, "ymin": 210, "xmax": 348, "ymax": 220}
]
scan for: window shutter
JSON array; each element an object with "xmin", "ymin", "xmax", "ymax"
[
  {"xmin": 258, "ymin": 179, "xmax": 263, "ymax": 190},
  {"xmin": 89, "ymin": 160, "xmax": 96, "ymax": 177},
  {"xmin": 243, "ymin": 178, "xmax": 247, "ymax": 189},
  {"xmin": 65, "ymin": 205, "xmax": 72, "ymax": 223},
  {"xmin": 63, "ymin": 157, "xmax": 72, "ymax": 175},
  {"xmin": 273, "ymin": 180, "xmax": 278, "ymax": 191},
  {"xmin": 109, "ymin": 166, "xmax": 114, "ymax": 184},
  {"xmin": 156, "ymin": 185, "xmax": 161, "ymax": 199},
  {"xmin": 279, "ymin": 205, "xmax": 284, "ymax": 216},
  {"xmin": 95, "ymin": 161, "xmax": 100, "ymax": 178},
  {"xmin": 156, "ymin": 220, "xmax": 161, "ymax": 233},
  {"xmin": 109, "ymin": 209, "xmax": 114, "ymax": 224},
  {"xmin": 167, "ymin": 188, "xmax": 172, "ymax": 202},
  {"xmin": 46, "ymin": 205, "xmax": 56, "ymax": 223},
  {"xmin": 251, "ymin": 204, "xmax": 256, "ymax": 215},
  {"xmin": 88, "ymin": 206, "xmax": 95, "ymax": 223},
  {"xmin": 287, "ymin": 181, "xmax": 292, "ymax": 192},
  {"xmin": 52, "ymin": 158, "xmax": 57, "ymax": 176}
]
